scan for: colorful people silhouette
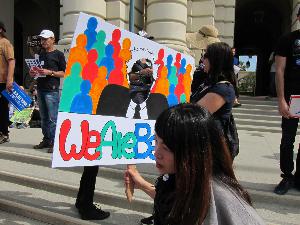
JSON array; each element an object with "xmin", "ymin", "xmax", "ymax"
[
  {"xmin": 70, "ymin": 80, "xmax": 93, "ymax": 114},
  {"xmin": 167, "ymin": 85, "xmax": 178, "ymax": 106},
  {"xmin": 183, "ymin": 64, "xmax": 192, "ymax": 102},
  {"xmin": 84, "ymin": 17, "xmax": 98, "ymax": 51},
  {"xmin": 65, "ymin": 34, "xmax": 88, "ymax": 76},
  {"xmin": 174, "ymin": 53, "xmax": 181, "ymax": 76},
  {"xmin": 154, "ymin": 66, "xmax": 169, "ymax": 97},
  {"xmin": 82, "ymin": 49, "xmax": 98, "ymax": 83},
  {"xmin": 120, "ymin": 38, "xmax": 132, "ymax": 87},
  {"xmin": 92, "ymin": 30, "xmax": 106, "ymax": 65},
  {"xmin": 151, "ymin": 48, "xmax": 165, "ymax": 93},
  {"xmin": 89, "ymin": 66, "xmax": 108, "ymax": 114},
  {"xmin": 59, "ymin": 62, "xmax": 83, "ymax": 112},
  {"xmin": 99, "ymin": 44, "xmax": 115, "ymax": 79}
]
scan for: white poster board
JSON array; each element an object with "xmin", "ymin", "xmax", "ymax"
[{"xmin": 52, "ymin": 13, "xmax": 195, "ymax": 168}]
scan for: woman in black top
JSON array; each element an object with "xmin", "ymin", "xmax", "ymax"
[{"xmin": 190, "ymin": 42, "xmax": 238, "ymax": 159}]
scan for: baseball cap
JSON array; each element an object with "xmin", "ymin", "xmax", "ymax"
[
  {"xmin": 0, "ymin": 21, "xmax": 6, "ymax": 32},
  {"xmin": 38, "ymin": 29, "xmax": 54, "ymax": 38}
]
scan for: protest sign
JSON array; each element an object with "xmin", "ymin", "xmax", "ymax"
[
  {"xmin": 52, "ymin": 12, "xmax": 195, "ymax": 168},
  {"xmin": 10, "ymin": 108, "xmax": 34, "ymax": 125},
  {"xmin": 1, "ymin": 82, "xmax": 32, "ymax": 111},
  {"xmin": 289, "ymin": 95, "xmax": 300, "ymax": 117}
]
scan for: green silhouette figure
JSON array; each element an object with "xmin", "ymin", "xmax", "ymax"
[
  {"xmin": 59, "ymin": 62, "xmax": 83, "ymax": 112},
  {"xmin": 92, "ymin": 30, "xmax": 106, "ymax": 66}
]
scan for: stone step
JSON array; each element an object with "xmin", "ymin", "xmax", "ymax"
[
  {"xmin": 233, "ymin": 113, "xmax": 281, "ymax": 122},
  {"xmin": 1, "ymin": 147, "xmax": 300, "ymax": 212},
  {"xmin": 0, "ymin": 158, "xmax": 153, "ymax": 214},
  {"xmin": 0, "ymin": 179, "xmax": 150, "ymax": 225}
]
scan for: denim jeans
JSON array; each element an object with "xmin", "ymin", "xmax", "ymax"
[{"xmin": 37, "ymin": 90, "xmax": 59, "ymax": 144}]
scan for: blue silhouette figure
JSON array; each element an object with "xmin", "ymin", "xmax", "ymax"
[
  {"xmin": 84, "ymin": 17, "xmax": 98, "ymax": 51},
  {"xmin": 167, "ymin": 85, "xmax": 178, "ymax": 106},
  {"xmin": 178, "ymin": 58, "xmax": 186, "ymax": 75},
  {"xmin": 99, "ymin": 44, "xmax": 115, "ymax": 79},
  {"xmin": 166, "ymin": 54, "xmax": 173, "ymax": 78},
  {"xmin": 70, "ymin": 80, "xmax": 92, "ymax": 114}
]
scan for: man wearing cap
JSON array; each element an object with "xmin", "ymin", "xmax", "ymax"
[
  {"xmin": 274, "ymin": 8, "xmax": 300, "ymax": 195},
  {"xmin": 29, "ymin": 29, "xmax": 66, "ymax": 153},
  {"xmin": 0, "ymin": 21, "xmax": 15, "ymax": 144}
]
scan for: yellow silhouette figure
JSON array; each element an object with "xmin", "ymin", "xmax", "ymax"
[
  {"xmin": 155, "ymin": 66, "xmax": 169, "ymax": 97},
  {"xmin": 89, "ymin": 66, "xmax": 108, "ymax": 114},
  {"xmin": 65, "ymin": 34, "xmax": 88, "ymax": 76},
  {"xmin": 119, "ymin": 38, "xmax": 132, "ymax": 88},
  {"xmin": 183, "ymin": 64, "xmax": 192, "ymax": 102}
]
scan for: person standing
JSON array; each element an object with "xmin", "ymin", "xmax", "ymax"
[
  {"xmin": 29, "ymin": 30, "xmax": 66, "ymax": 153},
  {"xmin": 0, "ymin": 21, "xmax": 15, "ymax": 144},
  {"xmin": 273, "ymin": 8, "xmax": 300, "ymax": 195}
]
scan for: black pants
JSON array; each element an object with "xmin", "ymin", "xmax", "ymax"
[
  {"xmin": 76, "ymin": 166, "xmax": 99, "ymax": 208},
  {"xmin": 280, "ymin": 117, "xmax": 300, "ymax": 182},
  {"xmin": 0, "ymin": 83, "xmax": 9, "ymax": 136}
]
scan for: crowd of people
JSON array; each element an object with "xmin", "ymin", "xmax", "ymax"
[{"xmin": 0, "ymin": 7, "xmax": 300, "ymax": 224}]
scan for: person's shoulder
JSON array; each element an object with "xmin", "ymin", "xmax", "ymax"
[
  {"xmin": 0, "ymin": 37, "xmax": 12, "ymax": 46},
  {"xmin": 54, "ymin": 49, "xmax": 65, "ymax": 57}
]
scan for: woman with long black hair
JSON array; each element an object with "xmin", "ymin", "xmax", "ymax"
[
  {"xmin": 191, "ymin": 42, "xmax": 239, "ymax": 159},
  {"xmin": 125, "ymin": 104, "xmax": 265, "ymax": 225}
]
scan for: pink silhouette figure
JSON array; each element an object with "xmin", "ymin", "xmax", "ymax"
[
  {"xmin": 82, "ymin": 49, "xmax": 98, "ymax": 83},
  {"xmin": 65, "ymin": 34, "xmax": 88, "ymax": 76},
  {"xmin": 174, "ymin": 53, "xmax": 181, "ymax": 76},
  {"xmin": 151, "ymin": 48, "xmax": 165, "ymax": 93},
  {"xmin": 89, "ymin": 66, "xmax": 108, "ymax": 114},
  {"xmin": 120, "ymin": 38, "xmax": 132, "ymax": 88}
]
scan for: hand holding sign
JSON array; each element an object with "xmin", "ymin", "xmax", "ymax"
[{"xmin": 125, "ymin": 164, "xmax": 136, "ymax": 202}]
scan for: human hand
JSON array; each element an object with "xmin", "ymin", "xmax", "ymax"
[
  {"xmin": 6, "ymin": 80, "xmax": 13, "ymax": 92},
  {"xmin": 278, "ymin": 99, "xmax": 291, "ymax": 118},
  {"xmin": 37, "ymin": 68, "xmax": 52, "ymax": 76},
  {"xmin": 124, "ymin": 167, "xmax": 146, "ymax": 190},
  {"xmin": 29, "ymin": 67, "xmax": 39, "ymax": 77}
]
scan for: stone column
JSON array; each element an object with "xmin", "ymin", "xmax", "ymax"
[
  {"xmin": 58, "ymin": 0, "xmax": 106, "ymax": 45},
  {"xmin": 0, "ymin": 0, "xmax": 14, "ymax": 41},
  {"xmin": 215, "ymin": 0, "xmax": 235, "ymax": 47},
  {"xmin": 146, "ymin": 0, "xmax": 188, "ymax": 52},
  {"xmin": 187, "ymin": 0, "xmax": 215, "ymax": 63},
  {"xmin": 106, "ymin": 0, "xmax": 145, "ymax": 32}
]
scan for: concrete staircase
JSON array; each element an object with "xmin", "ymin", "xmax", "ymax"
[{"xmin": 0, "ymin": 95, "xmax": 299, "ymax": 225}]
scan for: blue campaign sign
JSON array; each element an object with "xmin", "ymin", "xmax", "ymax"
[{"xmin": 1, "ymin": 82, "xmax": 32, "ymax": 111}]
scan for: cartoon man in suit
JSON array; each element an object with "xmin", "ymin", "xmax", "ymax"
[{"xmin": 96, "ymin": 58, "xmax": 169, "ymax": 119}]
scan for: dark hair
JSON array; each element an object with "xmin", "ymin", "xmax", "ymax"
[
  {"xmin": 204, "ymin": 42, "xmax": 236, "ymax": 85},
  {"xmin": 155, "ymin": 103, "xmax": 251, "ymax": 225}
]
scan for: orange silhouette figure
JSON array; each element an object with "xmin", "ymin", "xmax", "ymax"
[
  {"xmin": 151, "ymin": 48, "xmax": 165, "ymax": 93},
  {"xmin": 183, "ymin": 64, "xmax": 192, "ymax": 102},
  {"xmin": 120, "ymin": 38, "xmax": 132, "ymax": 87},
  {"xmin": 89, "ymin": 66, "xmax": 108, "ymax": 114},
  {"xmin": 154, "ymin": 66, "xmax": 169, "ymax": 97},
  {"xmin": 65, "ymin": 34, "xmax": 88, "ymax": 76},
  {"xmin": 82, "ymin": 49, "xmax": 98, "ymax": 83}
]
